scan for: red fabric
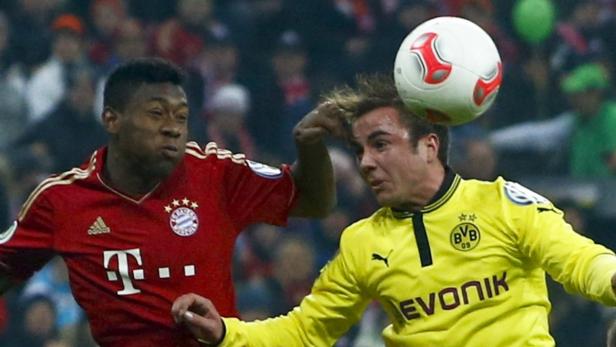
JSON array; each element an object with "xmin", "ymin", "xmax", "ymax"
[
  {"xmin": 0, "ymin": 298, "xmax": 6, "ymax": 333},
  {"xmin": 52, "ymin": 14, "xmax": 85, "ymax": 35},
  {"xmin": 557, "ymin": 23, "xmax": 589, "ymax": 54},
  {"xmin": 447, "ymin": 0, "xmax": 493, "ymax": 15},
  {"xmin": 89, "ymin": 40, "xmax": 113, "ymax": 65},
  {"xmin": 0, "ymin": 144, "xmax": 297, "ymax": 347},
  {"xmin": 280, "ymin": 76, "xmax": 310, "ymax": 105},
  {"xmin": 352, "ymin": 0, "xmax": 375, "ymax": 32}
]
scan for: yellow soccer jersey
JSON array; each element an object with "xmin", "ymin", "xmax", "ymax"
[{"xmin": 220, "ymin": 171, "xmax": 616, "ymax": 347}]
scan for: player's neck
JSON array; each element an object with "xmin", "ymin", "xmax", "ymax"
[
  {"xmin": 395, "ymin": 165, "xmax": 446, "ymax": 212},
  {"xmin": 102, "ymin": 149, "xmax": 162, "ymax": 198}
]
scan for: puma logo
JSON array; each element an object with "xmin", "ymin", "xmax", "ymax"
[
  {"xmin": 372, "ymin": 249, "xmax": 393, "ymax": 267},
  {"xmin": 537, "ymin": 207, "xmax": 560, "ymax": 214}
]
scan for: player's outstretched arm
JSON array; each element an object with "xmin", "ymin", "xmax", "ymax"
[
  {"xmin": 290, "ymin": 102, "xmax": 346, "ymax": 218},
  {"xmin": 513, "ymin": 193, "xmax": 616, "ymax": 305},
  {"xmin": 173, "ymin": 245, "xmax": 370, "ymax": 347}
]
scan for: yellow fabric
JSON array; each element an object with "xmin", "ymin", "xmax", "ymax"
[{"xmin": 220, "ymin": 176, "xmax": 616, "ymax": 347}]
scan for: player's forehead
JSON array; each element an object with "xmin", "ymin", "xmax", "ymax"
[
  {"xmin": 351, "ymin": 106, "xmax": 408, "ymax": 142},
  {"xmin": 128, "ymin": 82, "xmax": 187, "ymax": 108}
]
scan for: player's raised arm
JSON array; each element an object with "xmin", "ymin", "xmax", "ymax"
[{"xmin": 289, "ymin": 102, "xmax": 345, "ymax": 218}]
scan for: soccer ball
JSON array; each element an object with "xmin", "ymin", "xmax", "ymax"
[{"xmin": 394, "ymin": 16, "xmax": 502, "ymax": 126}]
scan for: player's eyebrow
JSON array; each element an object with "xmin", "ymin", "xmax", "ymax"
[
  {"xmin": 146, "ymin": 96, "xmax": 188, "ymax": 108},
  {"xmin": 349, "ymin": 130, "xmax": 390, "ymax": 146},
  {"xmin": 367, "ymin": 130, "xmax": 390, "ymax": 141}
]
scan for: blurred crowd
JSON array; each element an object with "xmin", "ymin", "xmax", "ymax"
[{"xmin": 0, "ymin": 0, "xmax": 615, "ymax": 346}]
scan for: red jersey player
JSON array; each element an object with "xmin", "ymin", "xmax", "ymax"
[{"xmin": 0, "ymin": 58, "xmax": 343, "ymax": 346}]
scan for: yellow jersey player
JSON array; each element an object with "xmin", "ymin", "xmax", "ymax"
[{"xmin": 171, "ymin": 74, "xmax": 616, "ymax": 347}]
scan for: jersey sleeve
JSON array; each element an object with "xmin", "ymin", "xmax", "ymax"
[
  {"xmin": 223, "ymin": 159, "xmax": 297, "ymax": 229},
  {"xmin": 0, "ymin": 193, "xmax": 55, "ymax": 282},
  {"xmin": 507, "ymin": 182, "xmax": 616, "ymax": 305},
  {"xmin": 218, "ymin": 231, "xmax": 371, "ymax": 347}
]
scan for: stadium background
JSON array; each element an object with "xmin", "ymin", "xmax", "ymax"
[{"xmin": 0, "ymin": 0, "xmax": 615, "ymax": 346}]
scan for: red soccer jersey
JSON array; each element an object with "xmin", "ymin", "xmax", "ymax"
[{"xmin": 0, "ymin": 142, "xmax": 297, "ymax": 346}]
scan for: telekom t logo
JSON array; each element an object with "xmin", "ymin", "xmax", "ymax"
[
  {"xmin": 103, "ymin": 248, "xmax": 198, "ymax": 296},
  {"xmin": 104, "ymin": 249, "xmax": 144, "ymax": 296}
]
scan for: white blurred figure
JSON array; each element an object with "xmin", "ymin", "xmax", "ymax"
[
  {"xmin": 25, "ymin": 14, "xmax": 89, "ymax": 123},
  {"xmin": 206, "ymin": 84, "xmax": 256, "ymax": 158}
]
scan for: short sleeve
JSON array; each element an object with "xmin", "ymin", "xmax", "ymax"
[
  {"xmin": 0, "ymin": 193, "xmax": 55, "ymax": 281},
  {"xmin": 223, "ymin": 160, "xmax": 297, "ymax": 229},
  {"xmin": 507, "ymin": 181, "xmax": 616, "ymax": 304}
]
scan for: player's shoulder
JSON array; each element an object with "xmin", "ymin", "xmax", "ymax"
[
  {"xmin": 18, "ymin": 153, "xmax": 98, "ymax": 221},
  {"xmin": 28, "ymin": 153, "xmax": 98, "ymax": 198},
  {"xmin": 184, "ymin": 141, "xmax": 247, "ymax": 165},
  {"xmin": 339, "ymin": 208, "xmax": 388, "ymax": 246},
  {"xmin": 185, "ymin": 141, "xmax": 286, "ymax": 179},
  {"xmin": 458, "ymin": 176, "xmax": 548, "ymax": 205},
  {"xmin": 495, "ymin": 177, "xmax": 553, "ymax": 207}
]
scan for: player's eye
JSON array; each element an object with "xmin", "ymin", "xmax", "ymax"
[
  {"xmin": 148, "ymin": 109, "xmax": 163, "ymax": 118},
  {"xmin": 374, "ymin": 140, "xmax": 388, "ymax": 151},
  {"xmin": 176, "ymin": 113, "xmax": 189, "ymax": 123}
]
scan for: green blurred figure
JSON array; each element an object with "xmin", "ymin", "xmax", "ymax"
[{"xmin": 562, "ymin": 63, "xmax": 616, "ymax": 177}]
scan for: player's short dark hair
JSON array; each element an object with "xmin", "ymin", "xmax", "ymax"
[
  {"xmin": 324, "ymin": 74, "xmax": 450, "ymax": 164},
  {"xmin": 103, "ymin": 57, "xmax": 186, "ymax": 112}
]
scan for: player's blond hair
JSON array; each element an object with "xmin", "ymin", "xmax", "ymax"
[{"xmin": 323, "ymin": 74, "xmax": 450, "ymax": 164}]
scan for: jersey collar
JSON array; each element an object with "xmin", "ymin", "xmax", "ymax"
[
  {"xmin": 391, "ymin": 167, "xmax": 461, "ymax": 218},
  {"xmin": 93, "ymin": 146, "xmax": 185, "ymax": 204}
]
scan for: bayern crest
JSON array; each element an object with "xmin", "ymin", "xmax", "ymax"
[{"xmin": 164, "ymin": 198, "xmax": 200, "ymax": 237}]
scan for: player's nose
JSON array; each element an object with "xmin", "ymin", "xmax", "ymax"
[
  {"xmin": 160, "ymin": 120, "xmax": 182, "ymax": 138},
  {"xmin": 359, "ymin": 152, "xmax": 377, "ymax": 172}
]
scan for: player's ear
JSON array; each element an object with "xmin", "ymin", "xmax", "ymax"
[
  {"xmin": 102, "ymin": 106, "xmax": 121, "ymax": 134},
  {"xmin": 422, "ymin": 133, "xmax": 440, "ymax": 163}
]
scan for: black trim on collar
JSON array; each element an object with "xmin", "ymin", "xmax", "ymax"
[{"xmin": 427, "ymin": 167, "xmax": 456, "ymax": 206}]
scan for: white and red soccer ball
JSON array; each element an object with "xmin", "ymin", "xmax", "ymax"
[{"xmin": 394, "ymin": 16, "xmax": 502, "ymax": 126}]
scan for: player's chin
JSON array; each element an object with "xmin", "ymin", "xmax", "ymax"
[
  {"xmin": 151, "ymin": 158, "xmax": 180, "ymax": 178},
  {"xmin": 373, "ymin": 191, "xmax": 395, "ymax": 207}
]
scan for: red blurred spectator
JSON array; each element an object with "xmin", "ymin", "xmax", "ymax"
[
  {"xmin": 0, "ymin": 298, "xmax": 7, "ymax": 334},
  {"xmin": 88, "ymin": 0, "xmax": 127, "ymax": 66},
  {"xmin": 151, "ymin": 0, "xmax": 228, "ymax": 67},
  {"xmin": 446, "ymin": 0, "xmax": 493, "ymax": 16}
]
